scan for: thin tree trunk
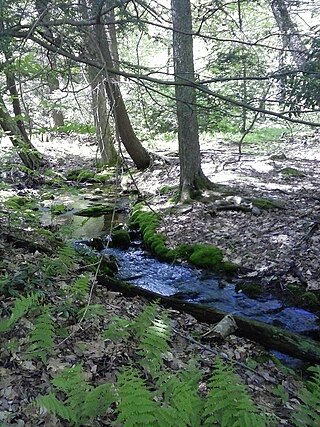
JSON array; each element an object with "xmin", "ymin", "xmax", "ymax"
[
  {"xmin": 88, "ymin": 65, "xmax": 118, "ymax": 165},
  {"xmin": 171, "ymin": 0, "xmax": 212, "ymax": 201},
  {"xmin": 0, "ymin": 94, "xmax": 42, "ymax": 170}
]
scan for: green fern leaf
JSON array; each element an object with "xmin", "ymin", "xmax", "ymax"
[
  {"xmin": 27, "ymin": 306, "xmax": 55, "ymax": 363},
  {"xmin": 116, "ymin": 367, "xmax": 158, "ymax": 426},
  {"xmin": 137, "ymin": 312, "xmax": 170, "ymax": 375},
  {"xmin": 132, "ymin": 301, "xmax": 158, "ymax": 338},
  {"xmin": 82, "ymin": 383, "xmax": 115, "ymax": 418},
  {"xmin": 35, "ymin": 393, "xmax": 75, "ymax": 423},
  {"xmin": 0, "ymin": 293, "xmax": 38, "ymax": 333},
  {"xmin": 69, "ymin": 274, "xmax": 90, "ymax": 300},
  {"xmin": 102, "ymin": 316, "xmax": 132, "ymax": 342},
  {"xmin": 292, "ymin": 365, "xmax": 320, "ymax": 426},
  {"xmin": 203, "ymin": 357, "xmax": 266, "ymax": 427}
]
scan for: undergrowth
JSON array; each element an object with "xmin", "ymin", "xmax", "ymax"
[{"xmin": 0, "ymin": 206, "xmax": 319, "ymax": 426}]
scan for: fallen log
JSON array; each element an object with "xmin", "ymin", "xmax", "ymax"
[{"xmin": 97, "ymin": 275, "xmax": 320, "ymax": 364}]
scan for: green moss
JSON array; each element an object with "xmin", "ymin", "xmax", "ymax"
[
  {"xmin": 251, "ymin": 198, "xmax": 286, "ymax": 210},
  {"xmin": 66, "ymin": 169, "xmax": 96, "ymax": 182},
  {"xmin": 111, "ymin": 230, "xmax": 131, "ymax": 249},
  {"xmin": 130, "ymin": 207, "xmax": 237, "ymax": 275},
  {"xmin": 235, "ymin": 283, "xmax": 262, "ymax": 298},
  {"xmin": 75, "ymin": 204, "xmax": 114, "ymax": 217},
  {"xmin": 279, "ymin": 167, "xmax": 305, "ymax": 178},
  {"xmin": 301, "ymin": 292, "xmax": 319, "ymax": 310},
  {"xmin": 189, "ymin": 244, "xmax": 224, "ymax": 271}
]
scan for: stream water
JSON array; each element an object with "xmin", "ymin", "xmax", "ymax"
[
  {"xmin": 41, "ymin": 190, "xmax": 319, "ymax": 365},
  {"xmin": 103, "ymin": 245, "xmax": 319, "ymax": 338}
]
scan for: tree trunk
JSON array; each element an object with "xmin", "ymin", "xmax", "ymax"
[
  {"xmin": 171, "ymin": 0, "xmax": 212, "ymax": 202},
  {"xmin": 88, "ymin": 0, "xmax": 150, "ymax": 170},
  {"xmin": 47, "ymin": 66, "xmax": 65, "ymax": 128},
  {"xmin": 98, "ymin": 275, "xmax": 320, "ymax": 364},
  {"xmin": 270, "ymin": 0, "xmax": 307, "ymax": 68},
  {"xmin": 0, "ymin": 94, "xmax": 42, "ymax": 170},
  {"xmin": 88, "ymin": 64, "xmax": 118, "ymax": 165}
]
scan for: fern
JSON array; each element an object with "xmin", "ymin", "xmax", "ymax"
[
  {"xmin": 27, "ymin": 305, "xmax": 55, "ymax": 363},
  {"xmin": 0, "ymin": 293, "xmax": 38, "ymax": 333},
  {"xmin": 156, "ymin": 370, "xmax": 203, "ymax": 427},
  {"xmin": 202, "ymin": 357, "xmax": 267, "ymax": 427},
  {"xmin": 132, "ymin": 301, "xmax": 159, "ymax": 338},
  {"xmin": 116, "ymin": 367, "xmax": 158, "ymax": 426},
  {"xmin": 69, "ymin": 274, "xmax": 89, "ymax": 300},
  {"xmin": 102, "ymin": 315, "xmax": 132, "ymax": 342},
  {"xmin": 292, "ymin": 365, "xmax": 320, "ymax": 426},
  {"xmin": 43, "ymin": 244, "xmax": 77, "ymax": 276},
  {"xmin": 36, "ymin": 393, "xmax": 75, "ymax": 423},
  {"xmin": 35, "ymin": 364, "xmax": 115, "ymax": 426},
  {"xmin": 137, "ymin": 311, "xmax": 170, "ymax": 375},
  {"xmin": 76, "ymin": 303, "xmax": 106, "ymax": 320}
]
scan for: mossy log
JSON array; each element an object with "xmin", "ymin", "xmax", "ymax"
[{"xmin": 97, "ymin": 275, "xmax": 320, "ymax": 364}]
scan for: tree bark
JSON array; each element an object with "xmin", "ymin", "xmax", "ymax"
[
  {"xmin": 98, "ymin": 275, "xmax": 320, "ymax": 364},
  {"xmin": 88, "ymin": 65, "xmax": 118, "ymax": 165},
  {"xmin": 0, "ymin": 94, "xmax": 42, "ymax": 170},
  {"xmin": 270, "ymin": 0, "xmax": 307, "ymax": 68},
  {"xmin": 89, "ymin": 0, "xmax": 151, "ymax": 170},
  {"xmin": 171, "ymin": 0, "xmax": 212, "ymax": 201}
]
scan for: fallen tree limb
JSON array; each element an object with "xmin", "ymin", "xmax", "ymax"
[{"xmin": 97, "ymin": 275, "xmax": 320, "ymax": 364}]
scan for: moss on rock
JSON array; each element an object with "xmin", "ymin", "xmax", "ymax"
[
  {"xmin": 111, "ymin": 230, "xmax": 131, "ymax": 249},
  {"xmin": 251, "ymin": 198, "xmax": 286, "ymax": 210},
  {"xmin": 130, "ymin": 206, "xmax": 238, "ymax": 274},
  {"xmin": 235, "ymin": 283, "xmax": 262, "ymax": 298}
]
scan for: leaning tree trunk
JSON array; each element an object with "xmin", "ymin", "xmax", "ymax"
[
  {"xmin": 0, "ymin": 94, "xmax": 42, "ymax": 170},
  {"xmin": 88, "ymin": 0, "xmax": 150, "ymax": 170},
  {"xmin": 171, "ymin": 0, "xmax": 212, "ymax": 202}
]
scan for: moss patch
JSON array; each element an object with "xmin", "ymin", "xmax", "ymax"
[
  {"xmin": 130, "ymin": 206, "xmax": 238, "ymax": 273},
  {"xmin": 251, "ymin": 198, "xmax": 286, "ymax": 210},
  {"xmin": 66, "ymin": 169, "xmax": 111, "ymax": 183},
  {"xmin": 111, "ymin": 230, "xmax": 131, "ymax": 249},
  {"xmin": 75, "ymin": 204, "xmax": 114, "ymax": 217},
  {"xmin": 235, "ymin": 283, "xmax": 262, "ymax": 298},
  {"xmin": 279, "ymin": 167, "xmax": 305, "ymax": 178}
]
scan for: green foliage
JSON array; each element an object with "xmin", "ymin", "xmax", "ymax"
[
  {"xmin": 27, "ymin": 306, "xmax": 55, "ymax": 363},
  {"xmin": 69, "ymin": 274, "xmax": 90, "ymax": 300},
  {"xmin": 76, "ymin": 304, "xmax": 106, "ymax": 320},
  {"xmin": 42, "ymin": 244, "xmax": 77, "ymax": 276},
  {"xmin": 53, "ymin": 121, "xmax": 95, "ymax": 135},
  {"xmin": 292, "ymin": 366, "xmax": 320, "ymax": 426},
  {"xmin": 66, "ymin": 169, "xmax": 96, "ymax": 182},
  {"xmin": 137, "ymin": 311, "xmax": 170, "ymax": 375},
  {"xmin": 0, "ymin": 293, "xmax": 38, "ymax": 333},
  {"xmin": 102, "ymin": 316, "xmax": 132, "ymax": 342},
  {"xmin": 115, "ymin": 368, "xmax": 158, "ymax": 426},
  {"xmin": 189, "ymin": 244, "xmax": 224, "ymax": 271},
  {"xmin": 35, "ymin": 364, "xmax": 115, "ymax": 426},
  {"xmin": 203, "ymin": 357, "xmax": 267, "ymax": 427}
]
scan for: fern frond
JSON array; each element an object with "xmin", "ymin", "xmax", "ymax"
[
  {"xmin": 43, "ymin": 244, "xmax": 77, "ymax": 276},
  {"xmin": 203, "ymin": 357, "xmax": 266, "ymax": 427},
  {"xmin": 116, "ymin": 367, "xmax": 158, "ymax": 426},
  {"xmin": 51, "ymin": 364, "xmax": 88, "ymax": 412},
  {"xmin": 0, "ymin": 293, "xmax": 38, "ymax": 333},
  {"xmin": 292, "ymin": 365, "xmax": 320, "ymax": 426},
  {"xmin": 76, "ymin": 303, "xmax": 106, "ymax": 320},
  {"xmin": 35, "ymin": 393, "xmax": 75, "ymax": 424},
  {"xmin": 157, "ymin": 371, "xmax": 203, "ymax": 427},
  {"xmin": 27, "ymin": 306, "xmax": 55, "ymax": 363},
  {"xmin": 82, "ymin": 383, "xmax": 115, "ymax": 419},
  {"xmin": 132, "ymin": 301, "xmax": 159, "ymax": 338},
  {"xmin": 138, "ymin": 312, "xmax": 170, "ymax": 375},
  {"xmin": 102, "ymin": 316, "xmax": 132, "ymax": 342},
  {"xmin": 69, "ymin": 274, "xmax": 90, "ymax": 300}
]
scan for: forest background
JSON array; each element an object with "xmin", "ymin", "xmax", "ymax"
[{"xmin": 1, "ymin": 0, "xmax": 320, "ymax": 426}]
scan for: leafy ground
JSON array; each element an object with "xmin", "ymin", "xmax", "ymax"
[{"xmin": 0, "ymin": 130, "xmax": 320, "ymax": 426}]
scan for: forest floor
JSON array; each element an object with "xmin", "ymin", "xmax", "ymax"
[{"xmin": 0, "ymin": 129, "xmax": 320, "ymax": 426}]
